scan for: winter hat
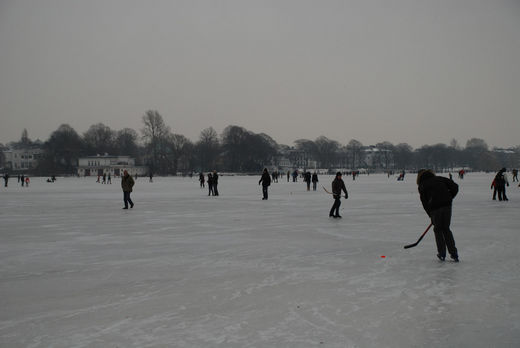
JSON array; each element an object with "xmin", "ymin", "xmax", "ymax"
[
  {"xmin": 336, "ymin": 172, "xmax": 342, "ymax": 176},
  {"xmin": 416, "ymin": 169, "xmax": 434, "ymax": 185}
]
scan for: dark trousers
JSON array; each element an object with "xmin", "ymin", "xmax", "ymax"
[
  {"xmin": 329, "ymin": 196, "xmax": 341, "ymax": 216},
  {"xmin": 213, "ymin": 184, "xmax": 219, "ymax": 196},
  {"xmin": 497, "ymin": 186, "xmax": 508, "ymax": 201},
  {"xmin": 262, "ymin": 186, "xmax": 268, "ymax": 200},
  {"xmin": 430, "ymin": 206, "xmax": 458, "ymax": 258},
  {"xmin": 123, "ymin": 191, "xmax": 133, "ymax": 208},
  {"xmin": 208, "ymin": 184, "xmax": 213, "ymax": 196}
]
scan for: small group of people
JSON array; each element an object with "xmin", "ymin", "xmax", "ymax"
[
  {"xmin": 303, "ymin": 171, "xmax": 319, "ymax": 191},
  {"xmin": 3, "ymin": 173, "xmax": 30, "ymax": 187},
  {"xmin": 97, "ymin": 173, "xmax": 112, "ymax": 184},
  {"xmin": 199, "ymin": 171, "xmax": 219, "ymax": 196}
]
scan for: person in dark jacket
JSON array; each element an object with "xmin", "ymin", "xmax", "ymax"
[
  {"xmin": 312, "ymin": 172, "xmax": 319, "ymax": 191},
  {"xmin": 212, "ymin": 171, "xmax": 219, "ymax": 196},
  {"xmin": 199, "ymin": 172, "xmax": 205, "ymax": 188},
  {"xmin": 417, "ymin": 169, "xmax": 459, "ymax": 262},
  {"xmin": 329, "ymin": 172, "xmax": 348, "ymax": 218},
  {"xmin": 492, "ymin": 168, "xmax": 509, "ymax": 201},
  {"xmin": 304, "ymin": 171, "xmax": 312, "ymax": 191},
  {"xmin": 3, "ymin": 173, "xmax": 8, "ymax": 187},
  {"xmin": 121, "ymin": 169, "xmax": 135, "ymax": 209},
  {"xmin": 207, "ymin": 173, "xmax": 214, "ymax": 196},
  {"xmin": 259, "ymin": 168, "xmax": 272, "ymax": 200}
]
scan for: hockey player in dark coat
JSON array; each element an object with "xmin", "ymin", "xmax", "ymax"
[
  {"xmin": 329, "ymin": 172, "xmax": 348, "ymax": 218},
  {"xmin": 417, "ymin": 169, "xmax": 459, "ymax": 262},
  {"xmin": 259, "ymin": 168, "xmax": 272, "ymax": 200}
]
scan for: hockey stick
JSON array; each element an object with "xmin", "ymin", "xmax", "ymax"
[
  {"xmin": 403, "ymin": 222, "xmax": 433, "ymax": 249},
  {"xmin": 321, "ymin": 185, "xmax": 333, "ymax": 194}
]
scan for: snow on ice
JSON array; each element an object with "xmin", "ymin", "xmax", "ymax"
[{"xmin": 1, "ymin": 173, "xmax": 519, "ymax": 347}]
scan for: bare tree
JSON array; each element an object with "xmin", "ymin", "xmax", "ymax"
[
  {"xmin": 141, "ymin": 110, "xmax": 170, "ymax": 173},
  {"xmin": 83, "ymin": 123, "xmax": 115, "ymax": 155},
  {"xmin": 115, "ymin": 128, "xmax": 140, "ymax": 158},
  {"xmin": 195, "ymin": 127, "xmax": 220, "ymax": 171},
  {"xmin": 346, "ymin": 139, "xmax": 364, "ymax": 170},
  {"xmin": 393, "ymin": 143, "xmax": 413, "ymax": 170}
]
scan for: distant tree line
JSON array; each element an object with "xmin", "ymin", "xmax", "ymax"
[{"xmin": 1, "ymin": 110, "xmax": 518, "ymax": 175}]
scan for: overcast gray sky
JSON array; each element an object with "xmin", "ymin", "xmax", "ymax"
[{"xmin": 0, "ymin": 0, "xmax": 519, "ymax": 148}]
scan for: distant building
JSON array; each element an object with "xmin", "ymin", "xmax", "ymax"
[
  {"xmin": 77, "ymin": 155, "xmax": 147, "ymax": 177},
  {"xmin": 3, "ymin": 146, "xmax": 43, "ymax": 171}
]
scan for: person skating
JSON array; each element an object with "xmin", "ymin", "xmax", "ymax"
[
  {"xmin": 3, "ymin": 173, "xmax": 8, "ymax": 187},
  {"xmin": 108, "ymin": 173, "xmax": 112, "ymax": 184},
  {"xmin": 493, "ymin": 168, "xmax": 509, "ymax": 201},
  {"xmin": 512, "ymin": 169, "xmax": 518, "ymax": 182},
  {"xmin": 259, "ymin": 168, "xmax": 271, "ymax": 200},
  {"xmin": 417, "ymin": 169, "xmax": 459, "ymax": 262},
  {"xmin": 212, "ymin": 171, "xmax": 219, "ymax": 196},
  {"xmin": 329, "ymin": 172, "xmax": 348, "ymax": 218},
  {"xmin": 207, "ymin": 173, "xmax": 214, "ymax": 196},
  {"xmin": 312, "ymin": 172, "xmax": 318, "ymax": 191},
  {"xmin": 304, "ymin": 171, "xmax": 311, "ymax": 191},
  {"xmin": 199, "ymin": 172, "xmax": 205, "ymax": 188},
  {"xmin": 121, "ymin": 169, "xmax": 135, "ymax": 209}
]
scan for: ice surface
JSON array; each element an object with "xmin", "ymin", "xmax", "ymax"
[{"xmin": 1, "ymin": 173, "xmax": 519, "ymax": 347}]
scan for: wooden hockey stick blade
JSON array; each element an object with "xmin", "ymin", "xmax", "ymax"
[
  {"xmin": 404, "ymin": 222, "xmax": 433, "ymax": 249},
  {"xmin": 321, "ymin": 185, "xmax": 333, "ymax": 194}
]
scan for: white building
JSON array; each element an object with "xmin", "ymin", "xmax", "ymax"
[
  {"xmin": 77, "ymin": 155, "xmax": 147, "ymax": 177},
  {"xmin": 3, "ymin": 147, "xmax": 43, "ymax": 171}
]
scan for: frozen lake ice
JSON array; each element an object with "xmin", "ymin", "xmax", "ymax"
[{"xmin": 1, "ymin": 173, "xmax": 519, "ymax": 347}]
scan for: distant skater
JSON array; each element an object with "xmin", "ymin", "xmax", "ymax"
[
  {"xmin": 121, "ymin": 169, "xmax": 135, "ymax": 209},
  {"xmin": 329, "ymin": 172, "xmax": 348, "ymax": 218},
  {"xmin": 304, "ymin": 171, "xmax": 311, "ymax": 191},
  {"xmin": 417, "ymin": 169, "xmax": 459, "ymax": 262},
  {"xmin": 25, "ymin": 177, "xmax": 30, "ymax": 187},
  {"xmin": 149, "ymin": 173, "xmax": 153, "ymax": 183},
  {"xmin": 212, "ymin": 171, "xmax": 219, "ymax": 196},
  {"xmin": 21, "ymin": 174, "xmax": 25, "ymax": 187},
  {"xmin": 492, "ymin": 168, "xmax": 509, "ymax": 201},
  {"xmin": 512, "ymin": 169, "xmax": 518, "ymax": 182},
  {"xmin": 259, "ymin": 168, "xmax": 271, "ymax": 200},
  {"xmin": 3, "ymin": 173, "xmax": 8, "ymax": 187},
  {"xmin": 312, "ymin": 172, "xmax": 318, "ymax": 191},
  {"xmin": 207, "ymin": 173, "xmax": 214, "ymax": 196},
  {"xmin": 199, "ymin": 172, "xmax": 205, "ymax": 188},
  {"xmin": 287, "ymin": 170, "xmax": 290, "ymax": 182},
  {"xmin": 108, "ymin": 174, "xmax": 112, "ymax": 184}
]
